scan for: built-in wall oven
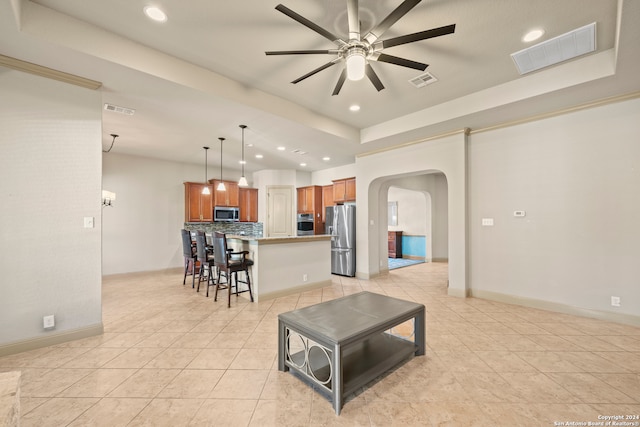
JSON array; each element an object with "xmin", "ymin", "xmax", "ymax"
[{"xmin": 297, "ymin": 213, "xmax": 314, "ymax": 236}]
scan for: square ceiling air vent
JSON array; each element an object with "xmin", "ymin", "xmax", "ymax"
[
  {"xmin": 409, "ymin": 71, "xmax": 438, "ymax": 88},
  {"xmin": 511, "ymin": 22, "xmax": 596, "ymax": 75},
  {"xmin": 104, "ymin": 103, "xmax": 135, "ymax": 115}
]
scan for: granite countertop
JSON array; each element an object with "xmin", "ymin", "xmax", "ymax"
[{"xmin": 227, "ymin": 234, "xmax": 331, "ymax": 245}]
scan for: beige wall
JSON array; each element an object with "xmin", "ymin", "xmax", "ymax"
[
  {"xmin": 468, "ymin": 97, "xmax": 640, "ymax": 318},
  {"xmin": 0, "ymin": 69, "xmax": 102, "ymax": 347}
]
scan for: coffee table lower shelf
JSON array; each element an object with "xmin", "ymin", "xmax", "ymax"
[{"xmin": 287, "ymin": 332, "xmax": 417, "ymax": 399}]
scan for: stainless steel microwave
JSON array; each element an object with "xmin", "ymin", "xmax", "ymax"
[{"xmin": 214, "ymin": 206, "xmax": 239, "ymax": 222}]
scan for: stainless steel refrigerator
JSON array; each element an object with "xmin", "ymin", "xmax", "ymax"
[{"xmin": 326, "ymin": 204, "xmax": 356, "ymax": 277}]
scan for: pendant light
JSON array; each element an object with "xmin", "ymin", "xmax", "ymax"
[
  {"xmin": 217, "ymin": 137, "xmax": 226, "ymax": 191},
  {"xmin": 238, "ymin": 124, "xmax": 248, "ymax": 187},
  {"xmin": 201, "ymin": 146, "xmax": 211, "ymax": 195}
]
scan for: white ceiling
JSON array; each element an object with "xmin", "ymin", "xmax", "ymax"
[{"xmin": 1, "ymin": 0, "xmax": 638, "ymax": 174}]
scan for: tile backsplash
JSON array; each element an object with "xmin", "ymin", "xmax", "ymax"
[{"xmin": 184, "ymin": 222, "xmax": 263, "ymax": 237}]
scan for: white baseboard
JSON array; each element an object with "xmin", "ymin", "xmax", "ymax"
[
  {"xmin": 257, "ymin": 280, "xmax": 332, "ymax": 302},
  {"xmin": 470, "ymin": 289, "xmax": 640, "ymax": 327},
  {"xmin": 0, "ymin": 323, "xmax": 104, "ymax": 357}
]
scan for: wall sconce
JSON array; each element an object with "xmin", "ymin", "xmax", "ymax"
[{"xmin": 102, "ymin": 190, "xmax": 116, "ymax": 207}]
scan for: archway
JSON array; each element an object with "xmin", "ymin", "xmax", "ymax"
[
  {"xmin": 375, "ymin": 172, "xmax": 448, "ymax": 273},
  {"xmin": 354, "ymin": 130, "xmax": 467, "ymax": 297}
]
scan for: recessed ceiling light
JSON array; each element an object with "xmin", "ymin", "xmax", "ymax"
[
  {"xmin": 144, "ymin": 6, "xmax": 167, "ymax": 22},
  {"xmin": 277, "ymin": 146, "xmax": 286, "ymax": 151},
  {"xmin": 300, "ymin": 163, "xmax": 307, "ymax": 167},
  {"xmin": 255, "ymin": 154, "xmax": 263, "ymax": 159},
  {"xmin": 238, "ymin": 160, "xmax": 246, "ymax": 165},
  {"xmin": 349, "ymin": 105, "xmax": 360, "ymax": 112},
  {"xmin": 322, "ymin": 157, "xmax": 330, "ymax": 161},
  {"xmin": 247, "ymin": 143, "xmax": 254, "ymax": 148},
  {"xmin": 523, "ymin": 29, "xmax": 544, "ymax": 42}
]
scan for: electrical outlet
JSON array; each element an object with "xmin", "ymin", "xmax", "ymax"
[
  {"xmin": 303, "ymin": 274, "xmax": 308, "ymax": 282},
  {"xmin": 43, "ymin": 315, "xmax": 55, "ymax": 329},
  {"xmin": 611, "ymin": 296, "xmax": 621, "ymax": 307}
]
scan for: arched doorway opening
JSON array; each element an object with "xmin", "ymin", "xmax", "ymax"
[
  {"xmin": 384, "ymin": 172, "xmax": 449, "ymax": 272},
  {"xmin": 354, "ymin": 130, "xmax": 467, "ymax": 297}
]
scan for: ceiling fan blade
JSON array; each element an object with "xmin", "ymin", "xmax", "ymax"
[
  {"xmin": 266, "ymin": 50, "xmax": 339, "ymax": 55},
  {"xmin": 275, "ymin": 4, "xmax": 343, "ymax": 44},
  {"xmin": 291, "ymin": 60, "xmax": 340, "ymax": 84},
  {"xmin": 332, "ymin": 69, "xmax": 347, "ymax": 96},
  {"xmin": 380, "ymin": 24, "xmax": 456, "ymax": 49},
  {"xmin": 365, "ymin": 64, "xmax": 385, "ymax": 92},
  {"xmin": 363, "ymin": 0, "xmax": 421, "ymax": 44},
  {"xmin": 374, "ymin": 53, "xmax": 428, "ymax": 71},
  {"xmin": 346, "ymin": 0, "xmax": 360, "ymax": 41}
]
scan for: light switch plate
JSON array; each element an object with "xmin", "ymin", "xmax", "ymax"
[
  {"xmin": 514, "ymin": 210, "xmax": 526, "ymax": 217},
  {"xmin": 482, "ymin": 218, "xmax": 494, "ymax": 226}
]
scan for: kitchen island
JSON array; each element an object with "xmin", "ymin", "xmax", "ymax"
[{"xmin": 226, "ymin": 234, "xmax": 332, "ymax": 302}]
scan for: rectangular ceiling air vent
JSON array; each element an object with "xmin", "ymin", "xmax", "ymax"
[
  {"xmin": 408, "ymin": 71, "xmax": 438, "ymax": 88},
  {"xmin": 511, "ymin": 22, "xmax": 596, "ymax": 75},
  {"xmin": 104, "ymin": 103, "xmax": 135, "ymax": 115}
]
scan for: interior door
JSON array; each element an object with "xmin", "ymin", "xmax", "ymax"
[{"xmin": 267, "ymin": 186, "xmax": 293, "ymax": 237}]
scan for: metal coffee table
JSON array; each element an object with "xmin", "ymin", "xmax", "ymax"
[{"xmin": 278, "ymin": 291, "xmax": 425, "ymax": 415}]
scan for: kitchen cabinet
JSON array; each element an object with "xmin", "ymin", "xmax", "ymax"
[
  {"xmin": 333, "ymin": 177, "xmax": 356, "ymax": 203},
  {"xmin": 239, "ymin": 187, "xmax": 258, "ymax": 222},
  {"xmin": 388, "ymin": 231, "xmax": 403, "ymax": 259},
  {"xmin": 184, "ymin": 182, "xmax": 213, "ymax": 222},
  {"xmin": 297, "ymin": 186, "xmax": 322, "ymax": 214},
  {"xmin": 321, "ymin": 184, "xmax": 334, "ymax": 223},
  {"xmin": 297, "ymin": 185, "xmax": 323, "ymax": 234},
  {"xmin": 210, "ymin": 179, "xmax": 239, "ymax": 207}
]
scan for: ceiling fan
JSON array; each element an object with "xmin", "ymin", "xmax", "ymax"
[{"xmin": 265, "ymin": 0, "xmax": 456, "ymax": 95}]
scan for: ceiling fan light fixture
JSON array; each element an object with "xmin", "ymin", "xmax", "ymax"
[{"xmin": 346, "ymin": 48, "xmax": 366, "ymax": 81}]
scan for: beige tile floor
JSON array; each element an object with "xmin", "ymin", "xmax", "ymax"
[{"xmin": 2, "ymin": 262, "xmax": 640, "ymax": 426}]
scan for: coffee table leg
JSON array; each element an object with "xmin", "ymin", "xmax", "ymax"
[
  {"xmin": 415, "ymin": 309, "xmax": 425, "ymax": 356},
  {"xmin": 278, "ymin": 319, "xmax": 288, "ymax": 372},
  {"xmin": 333, "ymin": 343, "xmax": 343, "ymax": 415}
]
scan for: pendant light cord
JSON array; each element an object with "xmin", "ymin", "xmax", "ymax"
[
  {"xmin": 218, "ymin": 137, "xmax": 225, "ymax": 182},
  {"xmin": 203, "ymin": 146, "xmax": 209, "ymax": 182},
  {"xmin": 240, "ymin": 125, "xmax": 246, "ymax": 177}
]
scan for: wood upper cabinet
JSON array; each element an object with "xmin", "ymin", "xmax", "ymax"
[
  {"xmin": 297, "ymin": 185, "xmax": 324, "ymax": 234},
  {"xmin": 296, "ymin": 185, "xmax": 322, "ymax": 214},
  {"xmin": 321, "ymin": 184, "xmax": 334, "ymax": 223},
  {"xmin": 333, "ymin": 177, "xmax": 356, "ymax": 203},
  {"xmin": 239, "ymin": 187, "xmax": 258, "ymax": 222},
  {"xmin": 210, "ymin": 179, "xmax": 239, "ymax": 207},
  {"xmin": 184, "ymin": 182, "xmax": 213, "ymax": 222}
]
